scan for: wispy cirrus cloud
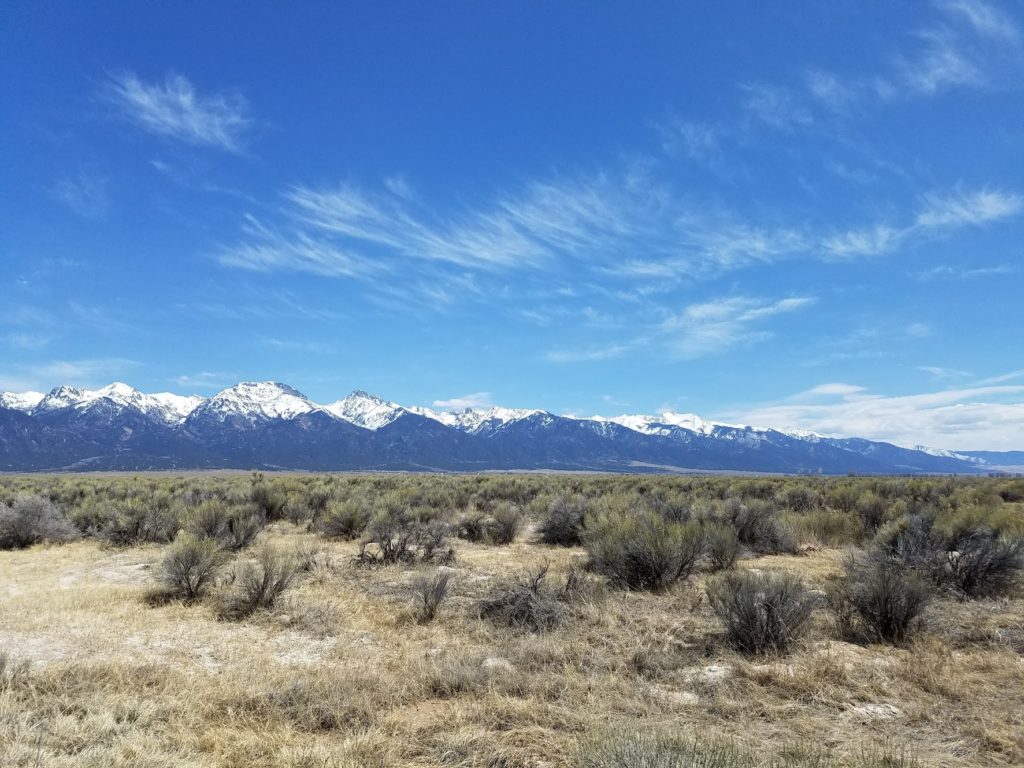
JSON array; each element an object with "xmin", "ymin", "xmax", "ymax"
[
  {"xmin": 661, "ymin": 295, "xmax": 816, "ymax": 359},
  {"xmin": 823, "ymin": 188, "xmax": 1023, "ymax": 257},
  {"xmin": 544, "ymin": 343, "xmax": 636, "ymax": 364},
  {"xmin": 51, "ymin": 171, "xmax": 110, "ymax": 219},
  {"xmin": 914, "ymin": 263, "xmax": 1016, "ymax": 280},
  {"xmin": 104, "ymin": 72, "xmax": 252, "ymax": 151}
]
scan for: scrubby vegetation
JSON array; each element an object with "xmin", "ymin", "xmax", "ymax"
[{"xmin": 0, "ymin": 471, "xmax": 1022, "ymax": 766}]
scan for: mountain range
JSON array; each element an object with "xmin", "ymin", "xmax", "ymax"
[{"xmin": 0, "ymin": 381, "xmax": 1018, "ymax": 474}]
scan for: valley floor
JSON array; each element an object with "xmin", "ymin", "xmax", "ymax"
[{"xmin": 2, "ymin": 528, "xmax": 1022, "ymax": 767}]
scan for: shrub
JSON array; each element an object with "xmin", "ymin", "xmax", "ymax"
[
  {"xmin": 158, "ymin": 533, "xmax": 223, "ymax": 601},
  {"xmin": 317, "ymin": 500, "xmax": 372, "ymax": 540},
  {"xmin": 412, "ymin": 569, "xmax": 453, "ymax": 623},
  {"xmin": 855, "ymin": 491, "xmax": 888, "ymax": 536},
  {"xmin": 945, "ymin": 529, "xmax": 1023, "ymax": 598},
  {"xmin": 95, "ymin": 499, "xmax": 180, "ymax": 546},
  {"xmin": 723, "ymin": 498, "xmax": 795, "ymax": 554},
  {"xmin": 0, "ymin": 495, "xmax": 78, "ymax": 549},
  {"xmin": 355, "ymin": 510, "xmax": 453, "ymax": 566},
  {"xmin": 220, "ymin": 544, "xmax": 300, "ymax": 620},
  {"xmin": 704, "ymin": 523, "xmax": 739, "ymax": 570},
  {"xmin": 538, "ymin": 494, "xmax": 587, "ymax": 546},
  {"xmin": 250, "ymin": 481, "xmax": 287, "ymax": 521},
  {"xmin": 185, "ymin": 500, "xmax": 265, "ymax": 551},
  {"xmin": 706, "ymin": 570, "xmax": 815, "ymax": 654},
  {"xmin": 456, "ymin": 509, "xmax": 490, "ymax": 542},
  {"xmin": 586, "ymin": 510, "xmax": 703, "ymax": 591},
  {"xmin": 828, "ymin": 554, "xmax": 931, "ymax": 644},
  {"xmin": 478, "ymin": 563, "xmax": 572, "ymax": 632},
  {"xmin": 876, "ymin": 514, "xmax": 944, "ymax": 577},
  {"xmin": 489, "ymin": 502, "xmax": 525, "ymax": 545}
]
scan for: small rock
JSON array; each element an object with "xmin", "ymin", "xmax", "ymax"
[
  {"xmin": 850, "ymin": 703, "xmax": 901, "ymax": 721},
  {"xmin": 481, "ymin": 656, "xmax": 515, "ymax": 673}
]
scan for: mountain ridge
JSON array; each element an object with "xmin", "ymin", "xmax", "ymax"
[{"xmin": 0, "ymin": 380, "xmax": 1016, "ymax": 474}]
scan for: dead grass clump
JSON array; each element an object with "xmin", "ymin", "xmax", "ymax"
[
  {"xmin": 478, "ymin": 563, "xmax": 573, "ymax": 632},
  {"xmin": 574, "ymin": 731, "xmax": 747, "ymax": 767},
  {"xmin": 218, "ymin": 543, "xmax": 300, "ymax": 620},
  {"xmin": 706, "ymin": 569, "xmax": 815, "ymax": 655},
  {"xmin": 0, "ymin": 494, "xmax": 78, "ymax": 549},
  {"xmin": 412, "ymin": 568, "xmax": 454, "ymax": 623},
  {"xmin": 828, "ymin": 554, "xmax": 931, "ymax": 645}
]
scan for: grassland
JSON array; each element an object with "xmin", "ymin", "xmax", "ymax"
[{"xmin": 0, "ymin": 472, "xmax": 1022, "ymax": 767}]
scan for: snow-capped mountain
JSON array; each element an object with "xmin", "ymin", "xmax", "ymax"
[
  {"xmin": 324, "ymin": 391, "xmax": 407, "ymax": 429},
  {"xmin": 187, "ymin": 382, "xmax": 318, "ymax": 425},
  {"xmin": 0, "ymin": 380, "xmax": 1017, "ymax": 473},
  {"xmin": 0, "ymin": 391, "xmax": 44, "ymax": 412},
  {"xmin": 31, "ymin": 383, "xmax": 204, "ymax": 424}
]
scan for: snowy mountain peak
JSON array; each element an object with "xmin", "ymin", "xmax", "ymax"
[
  {"xmin": 199, "ymin": 381, "xmax": 320, "ymax": 422},
  {"xmin": 28, "ymin": 382, "xmax": 204, "ymax": 424},
  {"xmin": 0, "ymin": 390, "xmax": 45, "ymax": 412},
  {"xmin": 325, "ymin": 390, "xmax": 406, "ymax": 430},
  {"xmin": 36, "ymin": 386, "xmax": 87, "ymax": 411}
]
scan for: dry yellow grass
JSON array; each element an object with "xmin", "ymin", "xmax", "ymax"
[{"xmin": 1, "ymin": 512, "xmax": 1023, "ymax": 766}]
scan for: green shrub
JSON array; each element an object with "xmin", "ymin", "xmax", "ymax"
[
  {"xmin": 158, "ymin": 533, "xmax": 223, "ymax": 601},
  {"xmin": 704, "ymin": 523, "xmax": 739, "ymax": 570},
  {"xmin": 489, "ymin": 501, "xmax": 525, "ymax": 545},
  {"xmin": 707, "ymin": 570, "xmax": 815, "ymax": 654},
  {"xmin": 185, "ymin": 500, "xmax": 264, "ymax": 551},
  {"xmin": 945, "ymin": 529, "xmax": 1023, "ymax": 598},
  {"xmin": 219, "ymin": 544, "xmax": 300, "ymax": 620},
  {"xmin": 538, "ymin": 494, "xmax": 588, "ymax": 546},
  {"xmin": 723, "ymin": 498, "xmax": 796, "ymax": 554},
  {"xmin": 0, "ymin": 495, "xmax": 78, "ymax": 549},
  {"xmin": 96, "ymin": 499, "xmax": 180, "ymax": 546},
  {"xmin": 828, "ymin": 554, "xmax": 931, "ymax": 644},
  {"xmin": 586, "ymin": 509, "xmax": 703, "ymax": 591},
  {"xmin": 250, "ymin": 480, "xmax": 287, "ymax": 521},
  {"xmin": 355, "ymin": 509, "xmax": 453, "ymax": 566},
  {"xmin": 317, "ymin": 499, "xmax": 372, "ymax": 540}
]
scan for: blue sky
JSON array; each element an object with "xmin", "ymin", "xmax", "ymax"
[{"xmin": 2, "ymin": 1, "xmax": 1023, "ymax": 449}]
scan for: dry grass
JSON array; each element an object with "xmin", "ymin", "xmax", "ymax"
[{"xmin": 0, "ymin": 476, "xmax": 1022, "ymax": 767}]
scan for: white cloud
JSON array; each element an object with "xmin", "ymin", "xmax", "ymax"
[
  {"xmin": 918, "ymin": 365, "xmax": 972, "ymax": 379},
  {"xmin": 105, "ymin": 72, "xmax": 251, "ymax": 151},
  {"xmin": 545, "ymin": 343, "xmax": 634, "ymax": 364},
  {"xmin": 172, "ymin": 372, "xmax": 231, "ymax": 390},
  {"xmin": 804, "ymin": 383, "xmax": 867, "ymax": 396},
  {"xmin": 824, "ymin": 188, "xmax": 1022, "ymax": 258},
  {"xmin": 0, "ymin": 358, "xmax": 139, "ymax": 393},
  {"xmin": 939, "ymin": 0, "xmax": 1020, "ymax": 41},
  {"xmin": 661, "ymin": 296, "xmax": 816, "ymax": 359},
  {"xmin": 433, "ymin": 392, "xmax": 493, "ymax": 409},
  {"xmin": 51, "ymin": 172, "xmax": 109, "ymax": 219},
  {"xmin": 725, "ymin": 383, "xmax": 1024, "ymax": 450},
  {"xmin": 914, "ymin": 263, "xmax": 1016, "ymax": 280}
]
